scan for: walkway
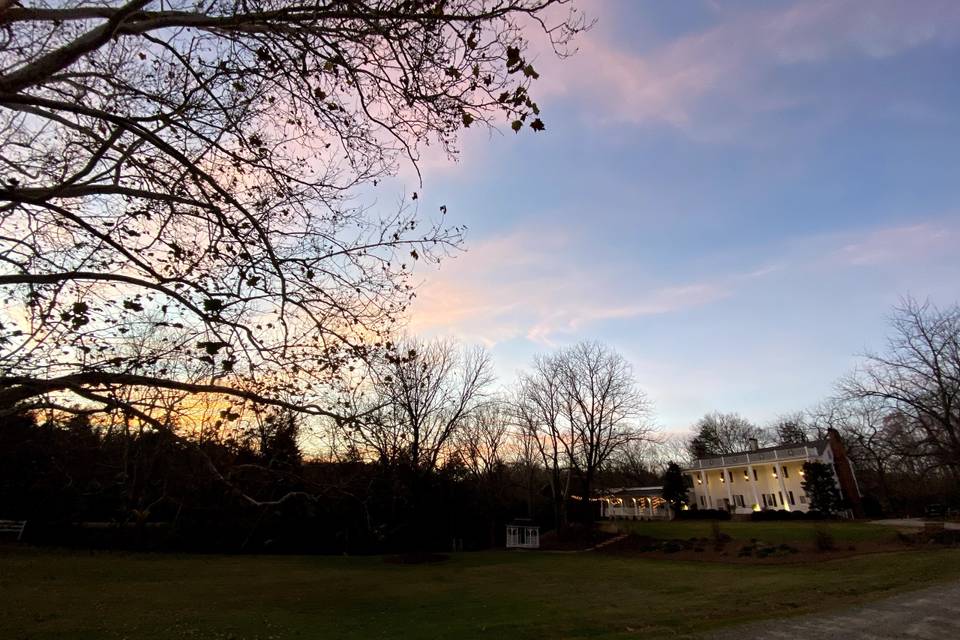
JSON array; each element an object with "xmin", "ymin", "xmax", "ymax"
[
  {"xmin": 868, "ymin": 518, "xmax": 960, "ymax": 530},
  {"xmin": 708, "ymin": 579, "xmax": 960, "ymax": 639}
]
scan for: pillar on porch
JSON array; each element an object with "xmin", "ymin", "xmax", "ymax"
[
  {"xmin": 747, "ymin": 464, "xmax": 761, "ymax": 510},
  {"xmin": 774, "ymin": 463, "xmax": 790, "ymax": 511}
]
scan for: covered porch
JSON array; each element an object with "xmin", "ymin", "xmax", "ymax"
[{"xmin": 597, "ymin": 486, "xmax": 672, "ymax": 520}]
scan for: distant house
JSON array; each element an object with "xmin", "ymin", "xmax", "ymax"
[
  {"xmin": 683, "ymin": 429, "xmax": 862, "ymax": 516},
  {"xmin": 596, "ymin": 486, "xmax": 673, "ymax": 520}
]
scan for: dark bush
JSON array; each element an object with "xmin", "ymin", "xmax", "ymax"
[
  {"xmin": 677, "ymin": 508, "xmax": 730, "ymax": 520},
  {"xmin": 814, "ymin": 524, "xmax": 835, "ymax": 552},
  {"xmin": 750, "ymin": 509, "xmax": 826, "ymax": 521}
]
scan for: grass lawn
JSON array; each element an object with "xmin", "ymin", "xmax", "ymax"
[
  {"xmin": 2, "ymin": 542, "xmax": 959, "ymax": 639},
  {"xmin": 606, "ymin": 519, "xmax": 900, "ymax": 545}
]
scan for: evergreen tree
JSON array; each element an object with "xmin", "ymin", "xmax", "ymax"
[
  {"xmin": 801, "ymin": 461, "xmax": 843, "ymax": 514},
  {"xmin": 661, "ymin": 462, "xmax": 689, "ymax": 509}
]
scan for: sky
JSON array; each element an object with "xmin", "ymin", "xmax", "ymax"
[{"xmin": 393, "ymin": 0, "xmax": 960, "ymax": 433}]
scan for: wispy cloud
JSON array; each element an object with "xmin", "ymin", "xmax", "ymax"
[
  {"xmin": 833, "ymin": 222, "xmax": 957, "ymax": 266},
  {"xmin": 408, "ymin": 216, "xmax": 960, "ymax": 349},
  {"xmin": 536, "ymin": 0, "xmax": 960, "ymax": 139},
  {"xmin": 409, "ymin": 227, "xmax": 742, "ymax": 346}
]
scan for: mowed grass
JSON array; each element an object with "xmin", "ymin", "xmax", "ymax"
[
  {"xmin": 3, "ymin": 542, "xmax": 960, "ymax": 639},
  {"xmin": 607, "ymin": 519, "xmax": 899, "ymax": 544}
]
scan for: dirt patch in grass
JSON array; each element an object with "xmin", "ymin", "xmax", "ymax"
[
  {"xmin": 383, "ymin": 552, "xmax": 449, "ymax": 564},
  {"xmin": 538, "ymin": 524, "xmax": 618, "ymax": 551}
]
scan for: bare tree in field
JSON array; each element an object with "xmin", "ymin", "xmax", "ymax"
[
  {"xmin": 514, "ymin": 352, "xmax": 573, "ymax": 527},
  {"xmin": 348, "ymin": 337, "xmax": 493, "ymax": 470},
  {"xmin": 842, "ymin": 298, "xmax": 960, "ymax": 480},
  {"xmin": 558, "ymin": 341, "xmax": 654, "ymax": 511},
  {"xmin": 0, "ymin": 1, "xmax": 586, "ymax": 426}
]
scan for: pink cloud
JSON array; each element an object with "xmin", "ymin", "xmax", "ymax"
[
  {"xmin": 406, "ymin": 227, "xmax": 735, "ymax": 346},
  {"xmin": 834, "ymin": 222, "xmax": 956, "ymax": 266}
]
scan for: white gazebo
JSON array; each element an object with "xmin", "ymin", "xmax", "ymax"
[{"xmin": 506, "ymin": 519, "xmax": 540, "ymax": 549}]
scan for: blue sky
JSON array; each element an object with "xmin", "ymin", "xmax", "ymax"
[{"xmin": 396, "ymin": 0, "xmax": 960, "ymax": 432}]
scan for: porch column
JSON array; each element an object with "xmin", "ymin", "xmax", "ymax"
[
  {"xmin": 647, "ymin": 497, "xmax": 653, "ymax": 518},
  {"xmin": 633, "ymin": 497, "xmax": 639, "ymax": 519},
  {"xmin": 747, "ymin": 464, "xmax": 761, "ymax": 510},
  {"xmin": 702, "ymin": 471, "xmax": 712, "ymax": 508},
  {"xmin": 724, "ymin": 468, "xmax": 734, "ymax": 509},
  {"xmin": 774, "ymin": 463, "xmax": 791, "ymax": 511}
]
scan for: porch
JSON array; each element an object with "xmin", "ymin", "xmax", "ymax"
[{"xmin": 597, "ymin": 487, "xmax": 672, "ymax": 520}]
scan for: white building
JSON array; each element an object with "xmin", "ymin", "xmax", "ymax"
[{"xmin": 683, "ymin": 430, "xmax": 862, "ymax": 515}]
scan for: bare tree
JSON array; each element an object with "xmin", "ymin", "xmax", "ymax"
[
  {"xmin": 457, "ymin": 397, "xmax": 510, "ymax": 477},
  {"xmin": 0, "ymin": 1, "xmax": 586, "ymax": 426},
  {"xmin": 687, "ymin": 411, "xmax": 768, "ymax": 458},
  {"xmin": 514, "ymin": 352, "xmax": 573, "ymax": 527},
  {"xmin": 558, "ymin": 341, "xmax": 654, "ymax": 511},
  {"xmin": 349, "ymin": 336, "xmax": 493, "ymax": 470},
  {"xmin": 770, "ymin": 411, "xmax": 812, "ymax": 444},
  {"xmin": 842, "ymin": 299, "xmax": 960, "ymax": 479}
]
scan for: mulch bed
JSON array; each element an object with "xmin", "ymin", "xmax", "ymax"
[{"xmin": 596, "ymin": 533, "xmax": 916, "ymax": 564}]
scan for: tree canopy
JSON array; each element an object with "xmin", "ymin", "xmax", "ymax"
[{"xmin": 0, "ymin": 0, "xmax": 586, "ymax": 426}]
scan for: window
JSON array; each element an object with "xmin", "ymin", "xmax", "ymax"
[
  {"xmin": 735, "ymin": 495, "xmax": 746, "ymax": 507},
  {"xmin": 728, "ymin": 471, "xmax": 734, "ymax": 483},
  {"xmin": 778, "ymin": 491, "xmax": 784, "ymax": 506},
  {"xmin": 762, "ymin": 494, "xmax": 767, "ymax": 507},
  {"xmin": 782, "ymin": 465, "xmax": 789, "ymax": 478},
  {"xmin": 800, "ymin": 494, "xmax": 807, "ymax": 504},
  {"xmin": 788, "ymin": 491, "xmax": 796, "ymax": 506},
  {"xmin": 752, "ymin": 468, "xmax": 758, "ymax": 481}
]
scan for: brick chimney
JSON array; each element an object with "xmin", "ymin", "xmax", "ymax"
[
  {"xmin": 748, "ymin": 437, "xmax": 759, "ymax": 452},
  {"xmin": 827, "ymin": 428, "xmax": 864, "ymax": 518}
]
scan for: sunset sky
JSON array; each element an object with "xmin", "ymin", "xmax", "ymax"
[{"xmin": 398, "ymin": 0, "xmax": 960, "ymax": 432}]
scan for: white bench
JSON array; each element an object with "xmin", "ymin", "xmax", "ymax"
[{"xmin": 0, "ymin": 519, "xmax": 26, "ymax": 541}]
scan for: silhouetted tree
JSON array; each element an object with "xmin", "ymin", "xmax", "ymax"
[
  {"xmin": 0, "ymin": 0, "xmax": 586, "ymax": 427},
  {"xmin": 687, "ymin": 411, "xmax": 766, "ymax": 458},
  {"xmin": 842, "ymin": 298, "xmax": 960, "ymax": 480},
  {"xmin": 661, "ymin": 461, "xmax": 687, "ymax": 509},
  {"xmin": 801, "ymin": 461, "xmax": 843, "ymax": 515}
]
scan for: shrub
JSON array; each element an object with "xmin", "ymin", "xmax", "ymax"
[
  {"xmin": 814, "ymin": 524, "xmax": 835, "ymax": 552},
  {"xmin": 677, "ymin": 508, "xmax": 730, "ymax": 521}
]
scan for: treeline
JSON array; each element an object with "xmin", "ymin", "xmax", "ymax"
[
  {"xmin": 1, "ymin": 340, "xmax": 659, "ymax": 552},
  {"xmin": 3, "ymin": 299, "xmax": 958, "ymax": 552}
]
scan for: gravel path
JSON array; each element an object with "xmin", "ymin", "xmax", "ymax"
[{"xmin": 707, "ymin": 579, "xmax": 960, "ymax": 639}]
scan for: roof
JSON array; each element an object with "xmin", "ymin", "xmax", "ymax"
[
  {"xmin": 683, "ymin": 439, "xmax": 831, "ymax": 471},
  {"xmin": 596, "ymin": 486, "xmax": 664, "ymax": 498}
]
